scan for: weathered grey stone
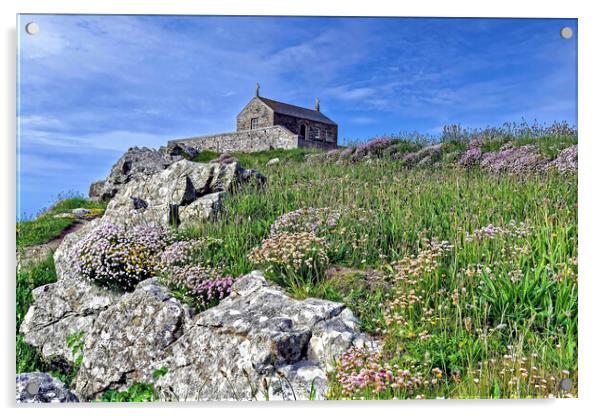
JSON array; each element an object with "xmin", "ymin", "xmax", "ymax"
[
  {"xmin": 53, "ymin": 213, "xmax": 75, "ymax": 219},
  {"xmin": 155, "ymin": 271, "xmax": 377, "ymax": 401},
  {"xmin": 99, "ymin": 159, "xmax": 265, "ymax": 229},
  {"xmin": 75, "ymin": 279, "xmax": 192, "ymax": 400},
  {"xmin": 19, "ymin": 277, "xmax": 119, "ymax": 366},
  {"xmin": 16, "ymin": 372, "xmax": 79, "ymax": 403},
  {"xmin": 89, "ymin": 147, "xmax": 182, "ymax": 202},
  {"xmin": 547, "ymin": 144, "xmax": 577, "ymax": 173},
  {"xmin": 171, "ymin": 126, "xmax": 299, "ymax": 154},
  {"xmin": 162, "ymin": 142, "xmax": 199, "ymax": 159},
  {"xmin": 71, "ymin": 208, "xmax": 91, "ymax": 218},
  {"xmin": 266, "ymin": 157, "xmax": 280, "ymax": 166},
  {"xmin": 480, "ymin": 144, "xmax": 547, "ymax": 173},
  {"xmin": 88, "ymin": 180, "xmax": 105, "ymax": 200},
  {"xmin": 53, "ymin": 220, "xmax": 99, "ymax": 280},
  {"xmin": 404, "ymin": 143, "xmax": 443, "ymax": 167}
]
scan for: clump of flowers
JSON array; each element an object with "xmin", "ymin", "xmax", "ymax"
[
  {"xmin": 248, "ymin": 231, "xmax": 328, "ymax": 286},
  {"xmin": 351, "ymin": 138, "xmax": 394, "ymax": 161},
  {"xmin": 71, "ymin": 224, "xmax": 173, "ymax": 290},
  {"xmin": 331, "ymin": 347, "xmax": 425, "ymax": 399},
  {"xmin": 270, "ymin": 207, "xmax": 342, "ymax": 236},
  {"xmin": 465, "ymin": 221, "xmax": 532, "ymax": 242},
  {"xmin": 471, "ymin": 346, "xmax": 576, "ymax": 398},
  {"xmin": 159, "ymin": 237, "xmax": 222, "ymax": 269},
  {"xmin": 162, "ymin": 265, "xmax": 233, "ymax": 310},
  {"xmin": 547, "ymin": 144, "xmax": 577, "ymax": 173},
  {"xmin": 480, "ymin": 144, "xmax": 546, "ymax": 174},
  {"xmin": 379, "ymin": 238, "xmax": 452, "ymax": 336},
  {"xmin": 459, "ymin": 147, "xmax": 482, "ymax": 167}
]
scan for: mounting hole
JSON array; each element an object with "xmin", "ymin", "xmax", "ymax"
[
  {"xmin": 25, "ymin": 381, "xmax": 40, "ymax": 395},
  {"xmin": 560, "ymin": 27, "xmax": 573, "ymax": 39},
  {"xmin": 560, "ymin": 378, "xmax": 573, "ymax": 390},
  {"xmin": 25, "ymin": 22, "xmax": 39, "ymax": 35}
]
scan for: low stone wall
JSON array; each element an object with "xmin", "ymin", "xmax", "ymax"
[
  {"xmin": 169, "ymin": 126, "xmax": 299, "ymax": 153},
  {"xmin": 298, "ymin": 138, "xmax": 338, "ymax": 151}
]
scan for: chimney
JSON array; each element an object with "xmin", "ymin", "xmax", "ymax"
[
  {"xmin": 256, "ymin": 82, "xmax": 260, "ymax": 97},
  {"xmin": 315, "ymin": 97, "xmax": 320, "ymax": 112}
]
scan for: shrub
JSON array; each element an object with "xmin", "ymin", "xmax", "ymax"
[
  {"xmin": 161, "ymin": 265, "xmax": 233, "ymax": 310},
  {"xmin": 71, "ymin": 224, "xmax": 173, "ymax": 290},
  {"xmin": 270, "ymin": 207, "xmax": 342, "ymax": 236},
  {"xmin": 192, "ymin": 150, "xmax": 220, "ymax": 163},
  {"xmin": 329, "ymin": 347, "xmax": 426, "ymax": 399},
  {"xmin": 248, "ymin": 231, "xmax": 329, "ymax": 294},
  {"xmin": 159, "ymin": 238, "xmax": 221, "ymax": 269},
  {"xmin": 382, "ymin": 141, "xmax": 422, "ymax": 159}
]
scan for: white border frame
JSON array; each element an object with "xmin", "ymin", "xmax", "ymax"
[{"xmin": 2, "ymin": 1, "xmax": 600, "ymax": 415}]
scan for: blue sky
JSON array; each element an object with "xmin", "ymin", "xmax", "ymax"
[{"xmin": 17, "ymin": 15, "xmax": 577, "ymax": 217}]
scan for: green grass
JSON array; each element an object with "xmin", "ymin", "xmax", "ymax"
[
  {"xmin": 100, "ymin": 383, "xmax": 157, "ymax": 402},
  {"xmin": 480, "ymin": 135, "xmax": 577, "ymax": 159},
  {"xmin": 233, "ymin": 147, "xmax": 321, "ymax": 167},
  {"xmin": 191, "ymin": 150, "xmax": 220, "ymax": 163},
  {"xmin": 15, "ymin": 255, "xmax": 76, "ymax": 384},
  {"xmin": 16, "ymin": 197, "xmax": 106, "ymax": 249}
]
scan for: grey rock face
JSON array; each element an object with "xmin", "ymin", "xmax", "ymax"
[
  {"xmin": 75, "ymin": 279, "xmax": 193, "ymax": 400},
  {"xmin": 53, "ymin": 220, "xmax": 99, "ymax": 280},
  {"xmin": 155, "ymin": 271, "xmax": 377, "ymax": 401},
  {"xmin": 405, "ymin": 143, "xmax": 443, "ymax": 167},
  {"xmin": 547, "ymin": 144, "xmax": 577, "ymax": 173},
  {"xmin": 163, "ymin": 141, "xmax": 199, "ymax": 159},
  {"xmin": 16, "ymin": 372, "xmax": 79, "ymax": 403},
  {"xmin": 19, "ymin": 277, "xmax": 119, "ymax": 366},
  {"xmin": 89, "ymin": 147, "xmax": 183, "ymax": 202},
  {"xmin": 71, "ymin": 208, "xmax": 91, "ymax": 218},
  {"xmin": 480, "ymin": 144, "xmax": 547, "ymax": 173},
  {"xmin": 99, "ymin": 159, "xmax": 265, "ymax": 229}
]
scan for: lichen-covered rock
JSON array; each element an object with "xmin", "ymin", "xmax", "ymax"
[
  {"xmin": 458, "ymin": 147, "xmax": 482, "ymax": 167},
  {"xmin": 89, "ymin": 147, "xmax": 180, "ymax": 202},
  {"xmin": 401, "ymin": 144, "xmax": 443, "ymax": 167},
  {"xmin": 16, "ymin": 372, "xmax": 79, "ymax": 403},
  {"xmin": 547, "ymin": 144, "xmax": 577, "ymax": 173},
  {"xmin": 19, "ymin": 278, "xmax": 119, "ymax": 366},
  {"xmin": 75, "ymin": 279, "xmax": 192, "ymax": 400},
  {"xmin": 155, "ymin": 271, "xmax": 377, "ymax": 401},
  {"xmin": 53, "ymin": 220, "xmax": 99, "ymax": 280},
  {"xmin": 480, "ymin": 144, "xmax": 547, "ymax": 173},
  {"xmin": 162, "ymin": 142, "xmax": 199, "ymax": 160},
  {"xmin": 99, "ymin": 159, "xmax": 265, "ymax": 229}
]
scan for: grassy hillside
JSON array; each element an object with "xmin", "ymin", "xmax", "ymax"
[
  {"xmin": 15, "ymin": 135, "xmax": 577, "ymax": 400},
  {"xmin": 17, "ymin": 197, "xmax": 106, "ymax": 250},
  {"xmin": 179, "ymin": 149, "xmax": 577, "ymax": 399}
]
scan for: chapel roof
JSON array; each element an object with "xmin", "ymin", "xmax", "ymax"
[{"xmin": 257, "ymin": 96, "xmax": 337, "ymax": 125}]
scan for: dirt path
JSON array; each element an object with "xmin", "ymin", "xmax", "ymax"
[{"xmin": 17, "ymin": 221, "xmax": 88, "ymax": 267}]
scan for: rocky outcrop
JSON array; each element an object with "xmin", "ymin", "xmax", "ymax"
[
  {"xmin": 16, "ymin": 373, "xmax": 79, "ymax": 403},
  {"xmin": 19, "ymin": 277, "xmax": 119, "ymax": 367},
  {"xmin": 20, "ymin": 269, "xmax": 375, "ymax": 401},
  {"xmin": 99, "ymin": 159, "xmax": 265, "ymax": 229},
  {"xmin": 53, "ymin": 220, "xmax": 99, "ymax": 280},
  {"xmin": 547, "ymin": 144, "xmax": 577, "ymax": 173},
  {"xmin": 403, "ymin": 143, "xmax": 443, "ymax": 167},
  {"xmin": 155, "ymin": 271, "xmax": 377, "ymax": 401},
  {"xmin": 89, "ymin": 147, "xmax": 180, "ymax": 202},
  {"xmin": 75, "ymin": 279, "xmax": 193, "ymax": 400},
  {"xmin": 480, "ymin": 144, "xmax": 547, "ymax": 173},
  {"xmin": 89, "ymin": 144, "xmax": 201, "ymax": 202}
]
